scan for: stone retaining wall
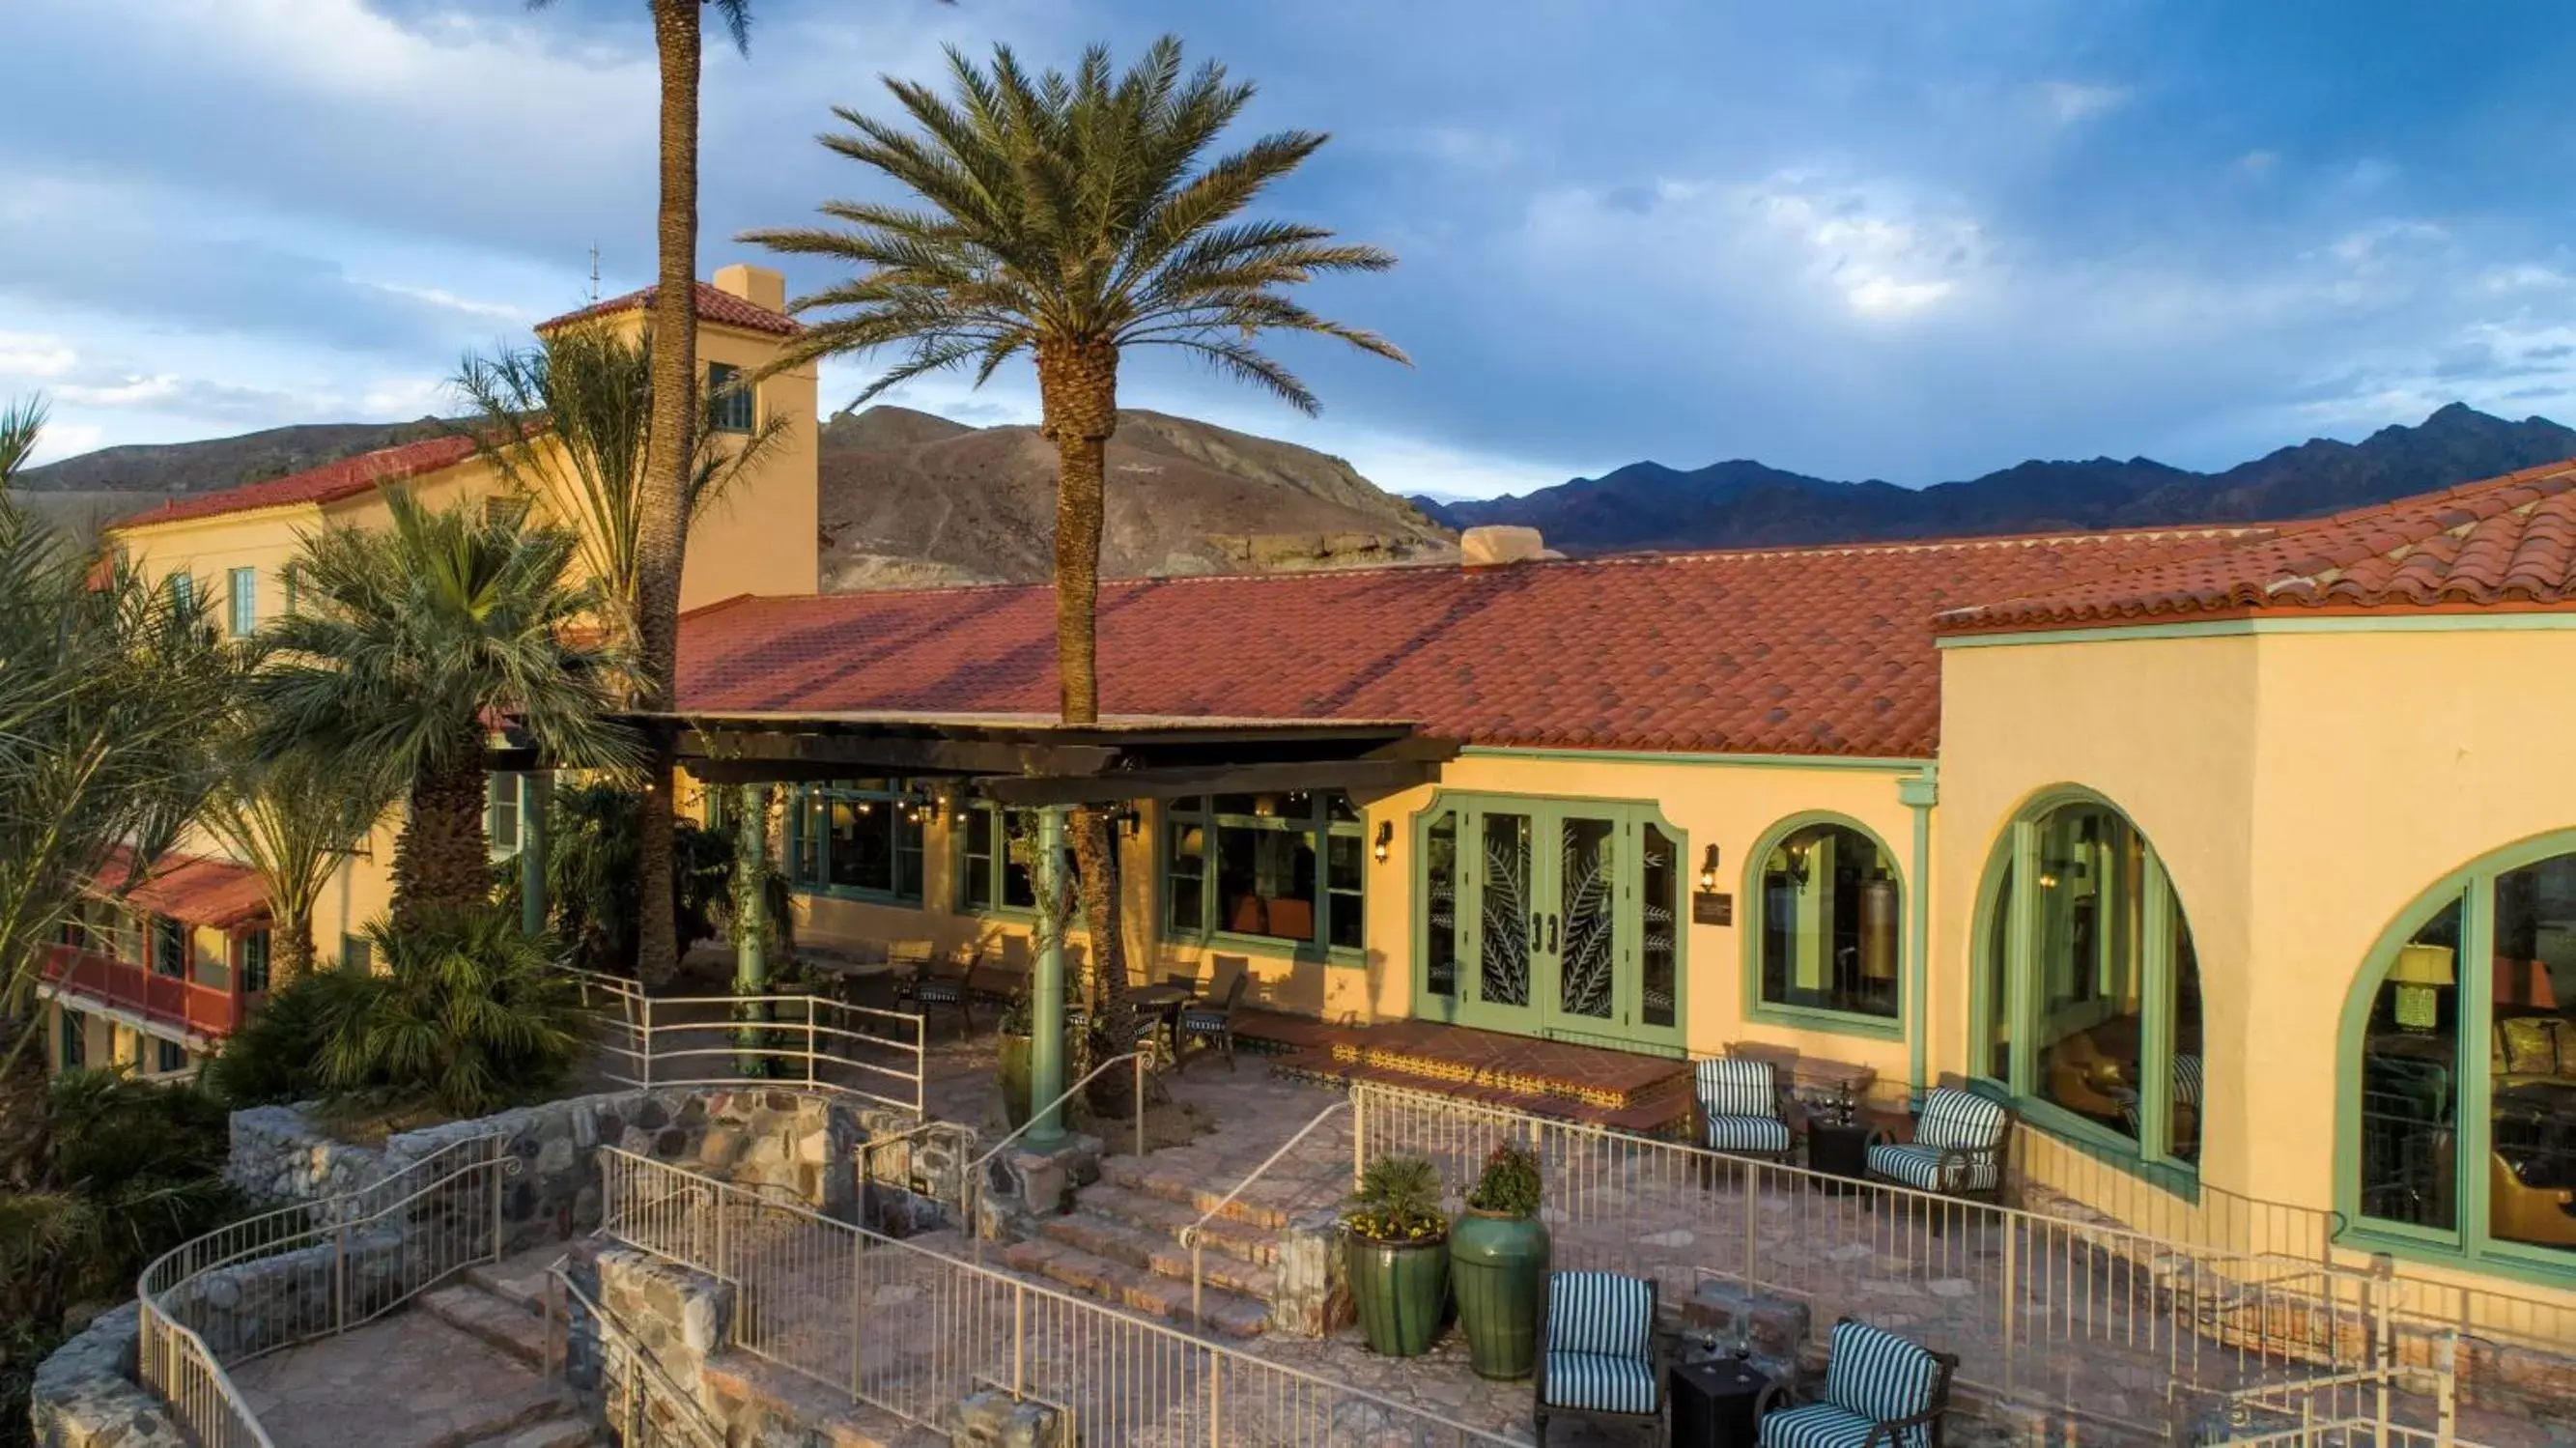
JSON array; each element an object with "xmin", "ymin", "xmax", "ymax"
[{"xmin": 26, "ymin": 1306, "xmax": 189, "ymax": 1448}]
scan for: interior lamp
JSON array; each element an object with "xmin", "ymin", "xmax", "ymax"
[
  {"xmin": 2387, "ymin": 943, "xmax": 2457, "ymax": 1033},
  {"xmin": 1698, "ymin": 844, "xmax": 1721, "ymax": 893}
]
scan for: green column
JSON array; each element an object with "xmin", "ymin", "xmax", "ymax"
[
  {"xmin": 1898, "ymin": 767, "xmax": 1939, "ymax": 1106},
  {"xmin": 519, "ymin": 772, "xmax": 552, "ymax": 939},
  {"xmin": 1027, "ymin": 805, "xmax": 1071, "ymax": 1147},
  {"xmin": 731, "ymin": 782, "xmax": 775, "ymax": 1072}
]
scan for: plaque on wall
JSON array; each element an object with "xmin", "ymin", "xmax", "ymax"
[{"xmin": 1691, "ymin": 891, "xmax": 1734, "ymax": 926}]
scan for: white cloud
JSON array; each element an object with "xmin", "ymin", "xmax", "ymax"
[
  {"xmin": 25, "ymin": 422, "xmax": 103, "ymax": 467},
  {"xmin": 2036, "ymin": 81, "xmax": 2130, "ymax": 124},
  {"xmin": 0, "ymin": 333, "xmax": 77, "ymax": 379}
]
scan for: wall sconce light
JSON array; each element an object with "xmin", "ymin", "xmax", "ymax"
[
  {"xmin": 1373, "ymin": 820, "xmax": 1394, "ymax": 864},
  {"xmin": 1698, "ymin": 844, "xmax": 1721, "ymax": 892},
  {"xmin": 1116, "ymin": 806, "xmax": 1143, "ymax": 840}
]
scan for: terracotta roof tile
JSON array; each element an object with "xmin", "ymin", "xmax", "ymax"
[
  {"xmin": 1936, "ymin": 460, "xmax": 2576, "ymax": 632},
  {"xmin": 676, "ymin": 528, "xmax": 2253, "ymax": 758},
  {"xmin": 88, "ymin": 847, "xmax": 269, "ymax": 930},
  {"xmin": 537, "ymin": 281, "xmax": 801, "ymax": 338},
  {"xmin": 113, "ymin": 433, "xmax": 483, "ymax": 529}
]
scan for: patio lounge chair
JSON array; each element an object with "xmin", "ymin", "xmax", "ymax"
[
  {"xmin": 1756, "ymin": 1317, "xmax": 1957, "ymax": 1448},
  {"xmin": 905, "ymin": 946, "xmax": 988, "ymax": 1036},
  {"xmin": 1532, "ymin": 1270, "xmax": 1661, "ymax": 1447},
  {"xmin": 1177, "ymin": 972, "xmax": 1250, "ymax": 1071},
  {"xmin": 1863, "ymin": 1088, "xmax": 2012, "ymax": 1205},
  {"xmin": 1694, "ymin": 1056, "xmax": 1794, "ymax": 1163}
]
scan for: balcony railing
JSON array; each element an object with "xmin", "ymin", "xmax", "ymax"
[{"xmin": 42, "ymin": 943, "xmax": 247, "ymax": 1038}]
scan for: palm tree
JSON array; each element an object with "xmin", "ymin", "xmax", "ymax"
[
  {"xmin": 525, "ymin": 0, "xmax": 753, "ymax": 986},
  {"xmin": 448, "ymin": 322, "xmax": 790, "ymax": 654},
  {"xmin": 201, "ymin": 753, "xmax": 395, "ymax": 991},
  {"xmin": 744, "ymin": 37, "xmax": 1405, "ymax": 1041},
  {"xmin": 247, "ymin": 491, "xmax": 635, "ymax": 928}
]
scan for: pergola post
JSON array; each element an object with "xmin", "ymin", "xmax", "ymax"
[
  {"xmin": 1027, "ymin": 804, "xmax": 1071, "ymax": 1147},
  {"xmin": 519, "ymin": 772, "xmax": 552, "ymax": 939},
  {"xmin": 731, "ymin": 782, "xmax": 775, "ymax": 1073}
]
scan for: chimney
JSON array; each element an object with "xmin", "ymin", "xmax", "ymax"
[
  {"xmin": 1460, "ymin": 525, "xmax": 1550, "ymax": 567},
  {"xmin": 711, "ymin": 263, "xmax": 786, "ymax": 314}
]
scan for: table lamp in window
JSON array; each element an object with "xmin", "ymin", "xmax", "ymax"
[{"xmin": 2387, "ymin": 943, "xmax": 2456, "ymax": 1033}]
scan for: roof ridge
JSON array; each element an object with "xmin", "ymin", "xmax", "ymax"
[{"xmin": 112, "ymin": 430, "xmax": 487, "ymax": 531}]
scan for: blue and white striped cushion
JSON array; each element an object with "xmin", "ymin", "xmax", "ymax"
[
  {"xmin": 1179, "ymin": 1009, "xmax": 1228, "ymax": 1032},
  {"xmin": 1542, "ymin": 1350, "xmax": 1656, "ymax": 1413},
  {"xmin": 1703, "ymin": 1115, "xmax": 1794, "ymax": 1153},
  {"xmin": 1760, "ymin": 1404, "xmax": 1882, "ymax": 1448},
  {"xmin": 1544, "ymin": 1272, "xmax": 1653, "ymax": 1359},
  {"xmin": 1821, "ymin": 1320, "xmax": 1940, "ymax": 1448},
  {"xmin": 914, "ymin": 979, "xmax": 963, "ymax": 1006},
  {"xmin": 1913, "ymin": 1088, "xmax": 2006, "ymax": 1152},
  {"xmin": 1696, "ymin": 1057, "xmax": 1778, "ymax": 1121},
  {"xmin": 1866, "ymin": 1143, "xmax": 2000, "ymax": 1194}
]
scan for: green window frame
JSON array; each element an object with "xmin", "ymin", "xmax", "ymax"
[
  {"xmin": 488, "ymin": 773, "xmax": 523, "ymax": 859},
  {"xmin": 58, "ymin": 1008, "xmax": 84, "ymax": 1070},
  {"xmin": 2336, "ymin": 831, "xmax": 2576, "ymax": 1286},
  {"xmin": 955, "ymin": 803, "xmax": 1073, "ymax": 916},
  {"xmin": 707, "ymin": 362, "xmax": 754, "ymax": 434},
  {"xmin": 1741, "ymin": 811, "xmax": 1907, "ymax": 1040},
  {"xmin": 226, "ymin": 567, "xmax": 257, "ymax": 637},
  {"xmin": 240, "ymin": 930, "xmax": 270, "ymax": 995},
  {"xmin": 342, "ymin": 933, "xmax": 372, "ymax": 973},
  {"xmin": 785, "ymin": 779, "xmax": 927, "ymax": 906},
  {"xmin": 152, "ymin": 917, "xmax": 187, "ymax": 980},
  {"xmin": 1970, "ymin": 789, "xmax": 2205, "ymax": 1195},
  {"xmin": 1162, "ymin": 791, "xmax": 1365, "ymax": 957},
  {"xmin": 156, "ymin": 1037, "xmax": 186, "ymax": 1075}
]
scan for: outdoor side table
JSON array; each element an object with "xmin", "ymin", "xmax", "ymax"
[
  {"xmin": 1806, "ymin": 1121, "xmax": 1872, "ymax": 1193},
  {"xmin": 1669, "ymin": 1355, "xmax": 1769, "ymax": 1448}
]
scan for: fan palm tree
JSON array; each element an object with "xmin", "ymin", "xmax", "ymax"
[
  {"xmin": 524, "ymin": 0, "xmax": 753, "ymax": 986},
  {"xmin": 449, "ymin": 322, "xmax": 791, "ymax": 655},
  {"xmin": 247, "ymin": 491, "xmax": 636, "ymax": 928},
  {"xmin": 201, "ymin": 753, "xmax": 396, "ymax": 991},
  {"xmin": 745, "ymin": 37, "xmax": 1405, "ymax": 1041}
]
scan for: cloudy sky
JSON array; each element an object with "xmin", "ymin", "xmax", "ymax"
[{"xmin": 6, "ymin": 1, "xmax": 2575, "ymax": 497}]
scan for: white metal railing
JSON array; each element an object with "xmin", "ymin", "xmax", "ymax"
[
  {"xmin": 959, "ymin": 1050, "xmax": 1147, "ymax": 1251},
  {"xmin": 1183, "ymin": 1097, "xmax": 1350, "ymax": 1327},
  {"xmin": 543, "ymin": 1260, "xmax": 726, "ymax": 1447},
  {"xmin": 135, "ymin": 1133, "xmax": 521, "ymax": 1447},
  {"xmin": 566, "ymin": 969, "xmax": 926, "ymax": 1117},
  {"xmin": 1347, "ymin": 1081, "xmax": 2502, "ymax": 1442},
  {"xmin": 597, "ymin": 1146, "xmax": 1513, "ymax": 1447}
]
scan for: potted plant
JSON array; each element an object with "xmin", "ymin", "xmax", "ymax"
[
  {"xmin": 996, "ymin": 992, "xmax": 1037, "ymax": 1129},
  {"xmin": 1450, "ymin": 1144, "xmax": 1548, "ymax": 1378},
  {"xmin": 1343, "ymin": 1154, "xmax": 1450, "ymax": 1357}
]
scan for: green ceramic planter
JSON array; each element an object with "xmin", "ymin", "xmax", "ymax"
[
  {"xmin": 997, "ymin": 1033, "xmax": 1034, "ymax": 1129},
  {"xmin": 1345, "ymin": 1234, "xmax": 1449, "ymax": 1357},
  {"xmin": 1449, "ymin": 1208, "xmax": 1549, "ymax": 1378}
]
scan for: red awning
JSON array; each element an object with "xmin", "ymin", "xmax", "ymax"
[{"xmin": 88, "ymin": 847, "xmax": 270, "ymax": 930}]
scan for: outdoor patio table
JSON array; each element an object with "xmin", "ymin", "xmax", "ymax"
[
  {"xmin": 1128, "ymin": 984, "xmax": 1194, "ymax": 1050},
  {"xmin": 1805, "ymin": 1121, "xmax": 1872, "ymax": 1194},
  {"xmin": 1670, "ymin": 1354, "xmax": 1769, "ymax": 1448}
]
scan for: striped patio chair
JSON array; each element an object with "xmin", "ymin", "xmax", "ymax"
[
  {"xmin": 1863, "ymin": 1088, "xmax": 2012, "ymax": 1204},
  {"xmin": 1694, "ymin": 1056, "xmax": 1794, "ymax": 1163},
  {"xmin": 1756, "ymin": 1317, "xmax": 1957, "ymax": 1448},
  {"xmin": 1533, "ymin": 1271, "xmax": 1662, "ymax": 1446},
  {"xmin": 906, "ymin": 945, "xmax": 983, "ymax": 1036},
  {"xmin": 1177, "ymin": 972, "xmax": 1250, "ymax": 1072}
]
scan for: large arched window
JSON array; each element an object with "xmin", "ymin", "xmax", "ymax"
[
  {"xmin": 2346, "ymin": 837, "xmax": 2576, "ymax": 1273},
  {"xmin": 1975, "ymin": 795, "xmax": 2205, "ymax": 1176},
  {"xmin": 1743, "ymin": 815, "xmax": 1903, "ymax": 1034}
]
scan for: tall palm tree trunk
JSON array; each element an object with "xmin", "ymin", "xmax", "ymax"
[
  {"xmin": 1037, "ymin": 339, "xmax": 1134, "ymax": 1050},
  {"xmin": 273, "ymin": 910, "xmax": 316, "ymax": 990},
  {"xmin": 390, "ymin": 748, "xmax": 491, "ymax": 930},
  {"xmin": 635, "ymin": 0, "xmax": 704, "ymax": 988}
]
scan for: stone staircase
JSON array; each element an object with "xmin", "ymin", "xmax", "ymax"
[
  {"xmin": 414, "ymin": 1253, "xmax": 599, "ymax": 1448},
  {"xmin": 999, "ymin": 1154, "xmax": 1302, "ymax": 1339}
]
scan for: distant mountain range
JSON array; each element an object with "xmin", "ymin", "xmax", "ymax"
[{"xmin": 1413, "ymin": 404, "xmax": 2576, "ymax": 552}]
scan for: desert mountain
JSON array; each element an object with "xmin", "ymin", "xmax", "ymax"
[{"xmin": 1418, "ymin": 404, "xmax": 2576, "ymax": 552}]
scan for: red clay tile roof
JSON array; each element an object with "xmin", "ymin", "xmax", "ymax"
[
  {"xmin": 88, "ymin": 848, "xmax": 269, "ymax": 930},
  {"xmin": 113, "ymin": 433, "xmax": 484, "ymax": 529},
  {"xmin": 676, "ymin": 528, "xmax": 2257, "ymax": 758},
  {"xmin": 1936, "ymin": 460, "xmax": 2576, "ymax": 632},
  {"xmin": 538, "ymin": 281, "xmax": 802, "ymax": 338}
]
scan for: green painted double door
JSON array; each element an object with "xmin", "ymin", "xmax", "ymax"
[{"xmin": 1417, "ymin": 795, "xmax": 1685, "ymax": 1054}]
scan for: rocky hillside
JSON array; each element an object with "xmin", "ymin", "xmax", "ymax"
[{"xmin": 1420, "ymin": 404, "xmax": 2576, "ymax": 553}]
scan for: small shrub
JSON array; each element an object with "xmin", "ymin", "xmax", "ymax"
[
  {"xmin": 1344, "ymin": 1154, "xmax": 1447, "ymax": 1245},
  {"xmin": 1463, "ymin": 1143, "xmax": 1543, "ymax": 1217}
]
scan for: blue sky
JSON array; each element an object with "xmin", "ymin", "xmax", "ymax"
[{"xmin": 6, "ymin": 1, "xmax": 2575, "ymax": 497}]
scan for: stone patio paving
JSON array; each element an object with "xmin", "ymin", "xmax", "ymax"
[{"xmin": 226, "ymin": 1309, "xmax": 577, "ymax": 1448}]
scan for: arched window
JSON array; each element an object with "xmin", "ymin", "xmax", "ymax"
[
  {"xmin": 2347, "ymin": 838, "xmax": 2576, "ymax": 1270},
  {"xmin": 1974, "ymin": 795, "xmax": 2204, "ymax": 1174},
  {"xmin": 1744, "ymin": 816, "xmax": 1903, "ymax": 1033}
]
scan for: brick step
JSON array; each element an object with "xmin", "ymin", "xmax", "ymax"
[
  {"xmin": 1278, "ymin": 1051, "xmax": 1692, "ymax": 1136},
  {"xmin": 1093, "ymin": 1155, "xmax": 1301, "ymax": 1232},
  {"xmin": 419, "ymin": 1282, "xmax": 551, "ymax": 1373},
  {"xmin": 1001, "ymin": 1238, "xmax": 1270, "ymax": 1339},
  {"xmin": 1073, "ymin": 1182, "xmax": 1284, "ymax": 1267},
  {"xmin": 1036, "ymin": 1212, "xmax": 1281, "ymax": 1301}
]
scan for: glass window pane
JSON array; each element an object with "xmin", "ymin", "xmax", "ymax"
[
  {"xmin": 1984, "ymin": 872, "xmax": 2015, "ymax": 1082},
  {"xmin": 1326, "ymin": 833, "xmax": 1363, "ymax": 951},
  {"xmin": 1165, "ymin": 822, "xmax": 1204, "ymax": 933},
  {"xmin": 154, "ymin": 918, "xmax": 185, "ymax": 979},
  {"xmin": 2489, "ymin": 852, "xmax": 2576, "ymax": 1255},
  {"xmin": 1480, "ymin": 812, "xmax": 1533, "ymax": 1007},
  {"xmin": 241, "ymin": 931, "xmax": 270, "ymax": 995},
  {"xmin": 1216, "ymin": 819, "xmax": 1316, "ymax": 942},
  {"xmin": 2033, "ymin": 806, "xmax": 2146, "ymax": 1140},
  {"xmin": 1424, "ymin": 810, "xmax": 1457, "ymax": 998},
  {"xmin": 2169, "ymin": 907, "xmax": 2204, "ymax": 1162},
  {"xmin": 2360, "ymin": 896, "xmax": 2462, "ymax": 1231},
  {"xmin": 829, "ymin": 795, "xmax": 892, "ymax": 892},
  {"xmin": 894, "ymin": 804, "xmax": 924, "ymax": 902},
  {"xmin": 1641, "ymin": 823, "xmax": 1679, "ymax": 1029},
  {"xmin": 488, "ymin": 774, "xmax": 520, "ymax": 854},
  {"xmin": 1003, "ymin": 812, "xmax": 1043, "ymax": 910},
  {"xmin": 1757, "ymin": 823, "xmax": 1899, "ymax": 1019},
  {"xmin": 961, "ymin": 808, "xmax": 995, "ymax": 911},
  {"xmin": 1557, "ymin": 815, "xmax": 1617, "ymax": 1021}
]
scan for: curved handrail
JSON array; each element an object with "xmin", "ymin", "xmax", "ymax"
[
  {"xmin": 962, "ymin": 1050, "xmax": 1147, "ymax": 1247},
  {"xmin": 1182, "ymin": 1097, "xmax": 1349, "ymax": 1328},
  {"xmin": 545, "ymin": 1262, "xmax": 727, "ymax": 1448}
]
